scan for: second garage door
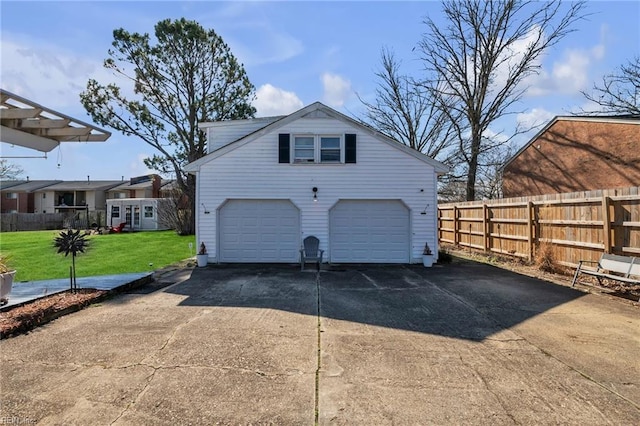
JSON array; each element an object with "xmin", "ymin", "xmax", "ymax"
[
  {"xmin": 219, "ymin": 199, "xmax": 300, "ymax": 262},
  {"xmin": 330, "ymin": 200, "xmax": 410, "ymax": 263}
]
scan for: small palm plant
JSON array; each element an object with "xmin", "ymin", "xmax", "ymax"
[{"xmin": 54, "ymin": 229, "xmax": 89, "ymax": 292}]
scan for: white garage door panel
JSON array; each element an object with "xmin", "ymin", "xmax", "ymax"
[
  {"xmin": 219, "ymin": 200, "xmax": 300, "ymax": 262},
  {"xmin": 330, "ymin": 200, "xmax": 410, "ymax": 263}
]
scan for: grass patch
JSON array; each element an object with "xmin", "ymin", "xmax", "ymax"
[{"xmin": 0, "ymin": 230, "xmax": 196, "ymax": 282}]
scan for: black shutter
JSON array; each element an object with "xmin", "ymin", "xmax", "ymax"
[
  {"xmin": 345, "ymin": 133, "xmax": 356, "ymax": 163},
  {"xmin": 278, "ymin": 134, "xmax": 290, "ymax": 163}
]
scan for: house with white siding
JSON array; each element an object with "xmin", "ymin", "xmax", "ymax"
[{"xmin": 185, "ymin": 102, "xmax": 449, "ymax": 264}]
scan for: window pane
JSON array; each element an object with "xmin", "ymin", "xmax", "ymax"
[
  {"xmin": 134, "ymin": 207, "xmax": 140, "ymax": 226},
  {"xmin": 144, "ymin": 206, "xmax": 153, "ymax": 218},
  {"xmin": 321, "ymin": 137, "xmax": 340, "ymax": 148},
  {"xmin": 321, "ymin": 150, "xmax": 341, "ymax": 162},
  {"xmin": 295, "ymin": 148, "xmax": 314, "ymax": 159},
  {"xmin": 294, "ymin": 136, "xmax": 315, "ymax": 160},
  {"xmin": 320, "ymin": 136, "xmax": 341, "ymax": 162},
  {"xmin": 294, "ymin": 136, "xmax": 314, "ymax": 147}
]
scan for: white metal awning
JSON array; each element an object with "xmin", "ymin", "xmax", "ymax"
[{"xmin": 0, "ymin": 89, "xmax": 111, "ymax": 153}]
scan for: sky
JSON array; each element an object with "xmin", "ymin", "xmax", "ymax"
[{"xmin": 1, "ymin": 0, "xmax": 639, "ymax": 181}]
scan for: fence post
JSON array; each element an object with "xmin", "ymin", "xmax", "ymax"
[
  {"xmin": 526, "ymin": 201, "xmax": 534, "ymax": 262},
  {"xmin": 482, "ymin": 204, "xmax": 489, "ymax": 252},
  {"xmin": 453, "ymin": 206, "xmax": 459, "ymax": 246},
  {"xmin": 602, "ymin": 196, "xmax": 612, "ymax": 253}
]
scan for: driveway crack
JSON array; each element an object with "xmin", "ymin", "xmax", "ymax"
[
  {"xmin": 110, "ymin": 364, "xmax": 158, "ymax": 425},
  {"xmin": 458, "ymin": 353, "xmax": 520, "ymax": 425},
  {"xmin": 315, "ymin": 270, "xmax": 321, "ymax": 426}
]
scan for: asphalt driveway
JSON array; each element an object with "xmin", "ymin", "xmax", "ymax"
[{"xmin": 1, "ymin": 260, "xmax": 638, "ymax": 425}]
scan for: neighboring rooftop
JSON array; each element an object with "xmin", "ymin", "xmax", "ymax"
[
  {"xmin": 0, "ymin": 180, "xmax": 63, "ymax": 192},
  {"xmin": 41, "ymin": 180, "xmax": 123, "ymax": 191}
]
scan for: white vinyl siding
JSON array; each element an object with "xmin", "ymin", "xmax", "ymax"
[
  {"xmin": 195, "ymin": 116, "xmax": 439, "ymax": 263},
  {"xmin": 203, "ymin": 117, "xmax": 282, "ymax": 153},
  {"xmin": 106, "ymin": 199, "xmax": 168, "ymax": 231}
]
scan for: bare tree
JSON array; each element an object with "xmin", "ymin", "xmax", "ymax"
[
  {"xmin": 0, "ymin": 160, "xmax": 24, "ymax": 180},
  {"xmin": 582, "ymin": 57, "xmax": 640, "ymax": 115},
  {"xmin": 156, "ymin": 188, "xmax": 191, "ymax": 235},
  {"xmin": 358, "ymin": 48, "xmax": 457, "ymax": 161},
  {"xmin": 419, "ymin": 0, "xmax": 586, "ymax": 200}
]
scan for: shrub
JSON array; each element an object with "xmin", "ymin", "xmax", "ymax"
[{"xmin": 535, "ymin": 241, "xmax": 556, "ymax": 272}]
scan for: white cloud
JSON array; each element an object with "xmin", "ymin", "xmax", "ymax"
[
  {"xmin": 0, "ymin": 34, "xmax": 114, "ymax": 111},
  {"xmin": 253, "ymin": 84, "xmax": 303, "ymax": 116},
  {"xmin": 225, "ymin": 24, "xmax": 303, "ymax": 66},
  {"xmin": 591, "ymin": 24, "xmax": 609, "ymax": 61},
  {"xmin": 321, "ymin": 73, "xmax": 352, "ymax": 108},
  {"xmin": 527, "ymin": 25, "xmax": 608, "ymax": 97},
  {"xmin": 552, "ymin": 50, "xmax": 591, "ymax": 92},
  {"xmin": 492, "ymin": 25, "xmax": 544, "ymax": 90},
  {"xmin": 516, "ymin": 108, "xmax": 555, "ymax": 131},
  {"xmin": 130, "ymin": 153, "xmax": 156, "ymax": 177}
]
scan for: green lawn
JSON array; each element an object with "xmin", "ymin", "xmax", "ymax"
[{"xmin": 0, "ymin": 230, "xmax": 196, "ymax": 282}]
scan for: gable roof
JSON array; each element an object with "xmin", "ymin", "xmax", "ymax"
[
  {"xmin": 0, "ymin": 180, "xmax": 27, "ymax": 191},
  {"xmin": 0, "ymin": 180, "xmax": 63, "ymax": 192},
  {"xmin": 40, "ymin": 180, "xmax": 123, "ymax": 191},
  {"xmin": 185, "ymin": 102, "xmax": 449, "ymax": 174},
  {"xmin": 198, "ymin": 115, "xmax": 285, "ymax": 130},
  {"xmin": 502, "ymin": 115, "xmax": 640, "ymax": 170}
]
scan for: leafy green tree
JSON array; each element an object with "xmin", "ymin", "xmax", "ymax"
[
  {"xmin": 81, "ymin": 18, "xmax": 256, "ymax": 234},
  {"xmin": 54, "ymin": 229, "xmax": 89, "ymax": 292}
]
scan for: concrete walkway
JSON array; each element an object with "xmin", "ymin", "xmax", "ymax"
[
  {"xmin": 0, "ymin": 262, "xmax": 638, "ymax": 424},
  {"xmin": 1, "ymin": 272, "xmax": 150, "ymax": 310}
]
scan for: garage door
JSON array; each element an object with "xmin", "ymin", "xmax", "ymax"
[
  {"xmin": 330, "ymin": 200, "xmax": 410, "ymax": 263},
  {"xmin": 219, "ymin": 200, "xmax": 300, "ymax": 262}
]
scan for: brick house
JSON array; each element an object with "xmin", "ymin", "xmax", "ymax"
[
  {"xmin": 0, "ymin": 180, "xmax": 62, "ymax": 213},
  {"xmin": 502, "ymin": 116, "xmax": 640, "ymax": 197}
]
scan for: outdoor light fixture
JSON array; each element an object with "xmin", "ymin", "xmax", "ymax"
[{"xmin": 312, "ymin": 187, "xmax": 318, "ymax": 202}]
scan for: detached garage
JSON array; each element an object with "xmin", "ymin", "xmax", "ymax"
[{"xmin": 185, "ymin": 102, "xmax": 449, "ymax": 265}]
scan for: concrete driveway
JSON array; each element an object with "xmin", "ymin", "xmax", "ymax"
[{"xmin": 1, "ymin": 260, "xmax": 638, "ymax": 425}]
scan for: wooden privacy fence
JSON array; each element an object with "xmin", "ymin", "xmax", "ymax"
[
  {"xmin": 438, "ymin": 186, "xmax": 640, "ymax": 268},
  {"xmin": 0, "ymin": 210, "xmax": 107, "ymax": 232}
]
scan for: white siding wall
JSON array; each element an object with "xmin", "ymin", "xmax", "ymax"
[
  {"xmin": 196, "ymin": 117, "xmax": 439, "ymax": 263},
  {"xmin": 86, "ymin": 192, "xmax": 98, "ymax": 210},
  {"xmin": 106, "ymin": 198, "xmax": 165, "ymax": 230},
  {"xmin": 205, "ymin": 117, "xmax": 281, "ymax": 153},
  {"xmin": 37, "ymin": 191, "xmax": 56, "ymax": 213}
]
